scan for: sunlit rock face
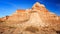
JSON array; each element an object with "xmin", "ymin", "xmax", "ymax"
[
  {"xmin": 0, "ymin": 2, "xmax": 60, "ymax": 34},
  {"xmin": 7, "ymin": 10, "xmax": 30, "ymax": 22}
]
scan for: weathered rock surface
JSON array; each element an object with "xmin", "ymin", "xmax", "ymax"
[{"xmin": 0, "ymin": 2, "xmax": 60, "ymax": 34}]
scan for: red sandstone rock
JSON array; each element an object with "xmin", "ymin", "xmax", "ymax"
[{"xmin": 0, "ymin": 2, "xmax": 60, "ymax": 34}]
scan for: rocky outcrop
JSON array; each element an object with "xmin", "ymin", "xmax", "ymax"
[
  {"xmin": 0, "ymin": 16, "xmax": 9, "ymax": 22},
  {"xmin": 0, "ymin": 2, "xmax": 60, "ymax": 34}
]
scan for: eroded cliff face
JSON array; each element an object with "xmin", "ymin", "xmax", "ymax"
[{"xmin": 0, "ymin": 2, "xmax": 60, "ymax": 34}]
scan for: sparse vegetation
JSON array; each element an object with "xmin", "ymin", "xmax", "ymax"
[{"xmin": 24, "ymin": 26, "xmax": 39, "ymax": 33}]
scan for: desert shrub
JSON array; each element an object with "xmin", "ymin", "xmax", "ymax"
[
  {"xmin": 24, "ymin": 26, "xmax": 39, "ymax": 33},
  {"xmin": 56, "ymin": 31, "xmax": 60, "ymax": 34}
]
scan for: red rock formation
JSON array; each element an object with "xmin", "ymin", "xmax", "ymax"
[
  {"xmin": 7, "ymin": 10, "xmax": 30, "ymax": 22},
  {"xmin": 0, "ymin": 2, "xmax": 60, "ymax": 34},
  {"xmin": 0, "ymin": 16, "xmax": 9, "ymax": 22}
]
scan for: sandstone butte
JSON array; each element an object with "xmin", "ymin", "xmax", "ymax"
[{"xmin": 0, "ymin": 2, "xmax": 60, "ymax": 34}]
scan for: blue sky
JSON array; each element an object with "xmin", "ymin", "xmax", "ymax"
[{"xmin": 0, "ymin": 0, "xmax": 60, "ymax": 17}]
